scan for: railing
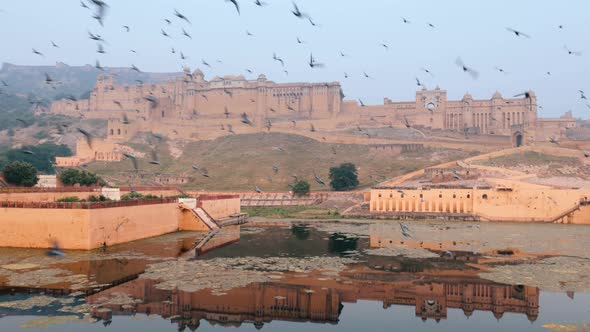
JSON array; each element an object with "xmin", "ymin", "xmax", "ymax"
[
  {"xmin": 0, "ymin": 186, "xmax": 103, "ymax": 193},
  {"xmin": 0, "ymin": 198, "xmax": 178, "ymax": 209}
]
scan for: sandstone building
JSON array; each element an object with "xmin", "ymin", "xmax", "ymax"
[{"xmin": 47, "ymin": 69, "xmax": 583, "ymax": 165}]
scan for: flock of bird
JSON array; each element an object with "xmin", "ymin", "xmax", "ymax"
[{"xmin": 1, "ymin": 1, "xmax": 589, "ymax": 189}]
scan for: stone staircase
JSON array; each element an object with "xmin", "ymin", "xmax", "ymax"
[{"xmin": 191, "ymin": 207, "xmax": 220, "ymax": 230}]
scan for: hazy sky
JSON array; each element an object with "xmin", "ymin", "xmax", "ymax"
[{"xmin": 0, "ymin": 0, "xmax": 588, "ymax": 118}]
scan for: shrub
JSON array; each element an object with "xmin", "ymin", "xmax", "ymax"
[
  {"xmin": 329, "ymin": 163, "xmax": 359, "ymax": 191},
  {"xmin": 3, "ymin": 161, "xmax": 38, "ymax": 187},
  {"xmin": 60, "ymin": 169, "xmax": 105, "ymax": 186},
  {"xmin": 292, "ymin": 180, "xmax": 310, "ymax": 196},
  {"xmin": 57, "ymin": 196, "xmax": 81, "ymax": 202}
]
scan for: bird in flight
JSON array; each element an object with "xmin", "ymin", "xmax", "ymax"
[
  {"xmin": 254, "ymin": 0, "xmax": 267, "ymax": 6},
  {"xmin": 131, "ymin": 64, "xmax": 141, "ymax": 72},
  {"xmin": 401, "ymin": 17, "xmax": 411, "ymax": 24},
  {"xmin": 182, "ymin": 28, "xmax": 192, "ymax": 39},
  {"xmin": 32, "ymin": 48, "xmax": 44, "ymax": 57},
  {"xmin": 226, "ymin": 0, "xmax": 240, "ymax": 15},
  {"xmin": 122, "ymin": 25, "xmax": 130, "ymax": 32},
  {"xmin": 161, "ymin": 29, "xmax": 171, "ymax": 38},
  {"xmin": 421, "ymin": 67, "xmax": 434, "ymax": 76},
  {"xmin": 494, "ymin": 66, "xmax": 508, "ymax": 74},
  {"xmin": 291, "ymin": 2, "xmax": 309, "ymax": 19},
  {"xmin": 564, "ymin": 45, "xmax": 582, "ymax": 56},
  {"xmin": 241, "ymin": 113, "xmax": 253, "ymax": 126},
  {"xmin": 51, "ymin": 41, "xmax": 59, "ymax": 48},
  {"xmin": 455, "ymin": 57, "xmax": 479, "ymax": 80},
  {"xmin": 506, "ymin": 27, "xmax": 531, "ymax": 38},
  {"xmin": 273, "ymin": 53, "xmax": 285, "ymax": 66},
  {"xmin": 308, "ymin": 53, "xmax": 324, "ymax": 68},
  {"xmin": 174, "ymin": 9, "xmax": 191, "ymax": 24}
]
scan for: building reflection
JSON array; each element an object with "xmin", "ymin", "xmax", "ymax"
[{"xmin": 87, "ymin": 267, "xmax": 539, "ymax": 330}]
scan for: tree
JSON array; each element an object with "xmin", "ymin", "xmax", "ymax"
[
  {"xmin": 60, "ymin": 169, "xmax": 105, "ymax": 186},
  {"xmin": 0, "ymin": 143, "xmax": 72, "ymax": 174},
  {"xmin": 3, "ymin": 161, "xmax": 38, "ymax": 187},
  {"xmin": 329, "ymin": 163, "xmax": 359, "ymax": 191},
  {"xmin": 292, "ymin": 180, "xmax": 310, "ymax": 196}
]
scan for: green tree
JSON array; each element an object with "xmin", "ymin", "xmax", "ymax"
[
  {"xmin": 60, "ymin": 169, "xmax": 105, "ymax": 186},
  {"xmin": 3, "ymin": 161, "xmax": 38, "ymax": 187},
  {"xmin": 0, "ymin": 143, "xmax": 72, "ymax": 174},
  {"xmin": 329, "ymin": 163, "xmax": 359, "ymax": 191},
  {"xmin": 292, "ymin": 180, "xmax": 310, "ymax": 196}
]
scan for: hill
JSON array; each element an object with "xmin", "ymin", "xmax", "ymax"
[
  {"xmin": 0, "ymin": 62, "xmax": 181, "ymax": 101},
  {"xmin": 86, "ymin": 132, "xmax": 476, "ymax": 191}
]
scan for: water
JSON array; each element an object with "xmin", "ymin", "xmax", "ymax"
[{"xmin": 0, "ymin": 223, "xmax": 588, "ymax": 331}]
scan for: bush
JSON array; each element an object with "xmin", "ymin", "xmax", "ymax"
[
  {"xmin": 121, "ymin": 192, "xmax": 160, "ymax": 201},
  {"xmin": 329, "ymin": 163, "xmax": 359, "ymax": 191},
  {"xmin": 292, "ymin": 180, "xmax": 310, "ymax": 196},
  {"xmin": 60, "ymin": 169, "xmax": 105, "ymax": 186},
  {"xmin": 88, "ymin": 195, "xmax": 110, "ymax": 202},
  {"xmin": 3, "ymin": 161, "xmax": 38, "ymax": 187},
  {"xmin": 0, "ymin": 143, "xmax": 72, "ymax": 174},
  {"xmin": 57, "ymin": 196, "xmax": 81, "ymax": 202}
]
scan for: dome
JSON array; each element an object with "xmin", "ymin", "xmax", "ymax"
[
  {"xmin": 462, "ymin": 93, "xmax": 473, "ymax": 101},
  {"xmin": 492, "ymin": 91, "xmax": 503, "ymax": 99},
  {"xmin": 257, "ymin": 74, "xmax": 267, "ymax": 81},
  {"xmin": 192, "ymin": 68, "xmax": 204, "ymax": 78}
]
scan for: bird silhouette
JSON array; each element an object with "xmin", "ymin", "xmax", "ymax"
[
  {"xmin": 564, "ymin": 45, "xmax": 582, "ymax": 56},
  {"xmin": 241, "ymin": 113, "xmax": 253, "ymax": 126},
  {"xmin": 32, "ymin": 48, "xmax": 44, "ymax": 57},
  {"xmin": 308, "ymin": 53, "xmax": 324, "ymax": 68},
  {"xmin": 226, "ymin": 0, "xmax": 240, "ymax": 15},
  {"xmin": 506, "ymin": 27, "xmax": 530, "ymax": 38},
  {"xmin": 455, "ymin": 57, "xmax": 479, "ymax": 80},
  {"xmin": 273, "ymin": 53, "xmax": 285, "ymax": 66},
  {"xmin": 174, "ymin": 9, "xmax": 191, "ymax": 24},
  {"xmin": 182, "ymin": 28, "xmax": 192, "ymax": 39}
]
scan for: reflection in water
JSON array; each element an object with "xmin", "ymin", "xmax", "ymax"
[
  {"xmin": 0, "ymin": 224, "xmax": 580, "ymax": 331},
  {"xmin": 84, "ymin": 269, "xmax": 539, "ymax": 330}
]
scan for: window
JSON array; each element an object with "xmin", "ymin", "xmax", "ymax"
[{"xmin": 482, "ymin": 194, "xmax": 488, "ymax": 200}]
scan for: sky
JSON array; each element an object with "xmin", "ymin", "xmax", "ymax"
[{"xmin": 0, "ymin": 0, "xmax": 589, "ymax": 118}]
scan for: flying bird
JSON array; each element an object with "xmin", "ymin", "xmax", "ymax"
[
  {"xmin": 226, "ymin": 0, "xmax": 240, "ymax": 15},
  {"xmin": 401, "ymin": 17, "xmax": 411, "ymax": 24},
  {"xmin": 161, "ymin": 29, "xmax": 171, "ymax": 38},
  {"xmin": 173, "ymin": 9, "xmax": 191, "ymax": 24},
  {"xmin": 77, "ymin": 128, "xmax": 93, "ymax": 148},
  {"xmin": 291, "ymin": 2, "xmax": 309, "ymax": 19},
  {"xmin": 131, "ymin": 64, "xmax": 141, "ymax": 72},
  {"xmin": 255, "ymin": 185, "xmax": 263, "ymax": 193},
  {"xmin": 241, "ymin": 112, "xmax": 253, "ymax": 126},
  {"xmin": 455, "ymin": 57, "xmax": 479, "ymax": 80},
  {"xmin": 123, "ymin": 153, "xmax": 139, "ymax": 171},
  {"xmin": 380, "ymin": 43, "xmax": 389, "ymax": 51},
  {"xmin": 254, "ymin": 0, "xmax": 267, "ymax": 6},
  {"xmin": 182, "ymin": 28, "xmax": 192, "ymax": 39},
  {"xmin": 96, "ymin": 43, "xmax": 106, "ymax": 54},
  {"xmin": 149, "ymin": 150, "xmax": 161, "ymax": 165},
  {"xmin": 506, "ymin": 27, "xmax": 531, "ymax": 38},
  {"xmin": 564, "ymin": 45, "xmax": 582, "ymax": 56},
  {"xmin": 421, "ymin": 67, "xmax": 434, "ymax": 76},
  {"xmin": 273, "ymin": 53, "xmax": 284, "ymax": 66},
  {"xmin": 122, "ymin": 25, "xmax": 130, "ymax": 32},
  {"xmin": 51, "ymin": 41, "xmax": 59, "ymax": 48},
  {"xmin": 314, "ymin": 172, "xmax": 326, "ymax": 186},
  {"xmin": 308, "ymin": 53, "xmax": 324, "ymax": 68},
  {"xmin": 32, "ymin": 48, "xmax": 44, "ymax": 57}
]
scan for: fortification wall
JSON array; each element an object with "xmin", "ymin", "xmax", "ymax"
[{"xmin": 197, "ymin": 195, "xmax": 241, "ymax": 220}]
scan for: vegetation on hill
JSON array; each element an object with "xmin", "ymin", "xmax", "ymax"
[
  {"xmin": 0, "ymin": 93, "xmax": 36, "ymax": 131},
  {"xmin": 329, "ymin": 163, "xmax": 359, "ymax": 191},
  {"xmin": 3, "ymin": 161, "xmax": 38, "ymax": 187},
  {"xmin": 0, "ymin": 143, "xmax": 72, "ymax": 174},
  {"xmin": 60, "ymin": 169, "xmax": 105, "ymax": 186},
  {"xmin": 292, "ymin": 180, "xmax": 310, "ymax": 196},
  {"xmin": 85, "ymin": 132, "xmax": 473, "ymax": 191}
]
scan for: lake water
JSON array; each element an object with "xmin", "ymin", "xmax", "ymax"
[{"xmin": 0, "ymin": 223, "xmax": 587, "ymax": 331}]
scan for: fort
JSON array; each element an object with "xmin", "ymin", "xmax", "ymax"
[{"xmin": 47, "ymin": 70, "xmax": 584, "ymax": 166}]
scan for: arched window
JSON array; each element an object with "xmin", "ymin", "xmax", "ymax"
[
  {"xmin": 482, "ymin": 194, "xmax": 488, "ymax": 200},
  {"xmin": 117, "ymin": 129, "xmax": 121, "ymax": 135},
  {"xmin": 110, "ymin": 129, "xmax": 114, "ymax": 135}
]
